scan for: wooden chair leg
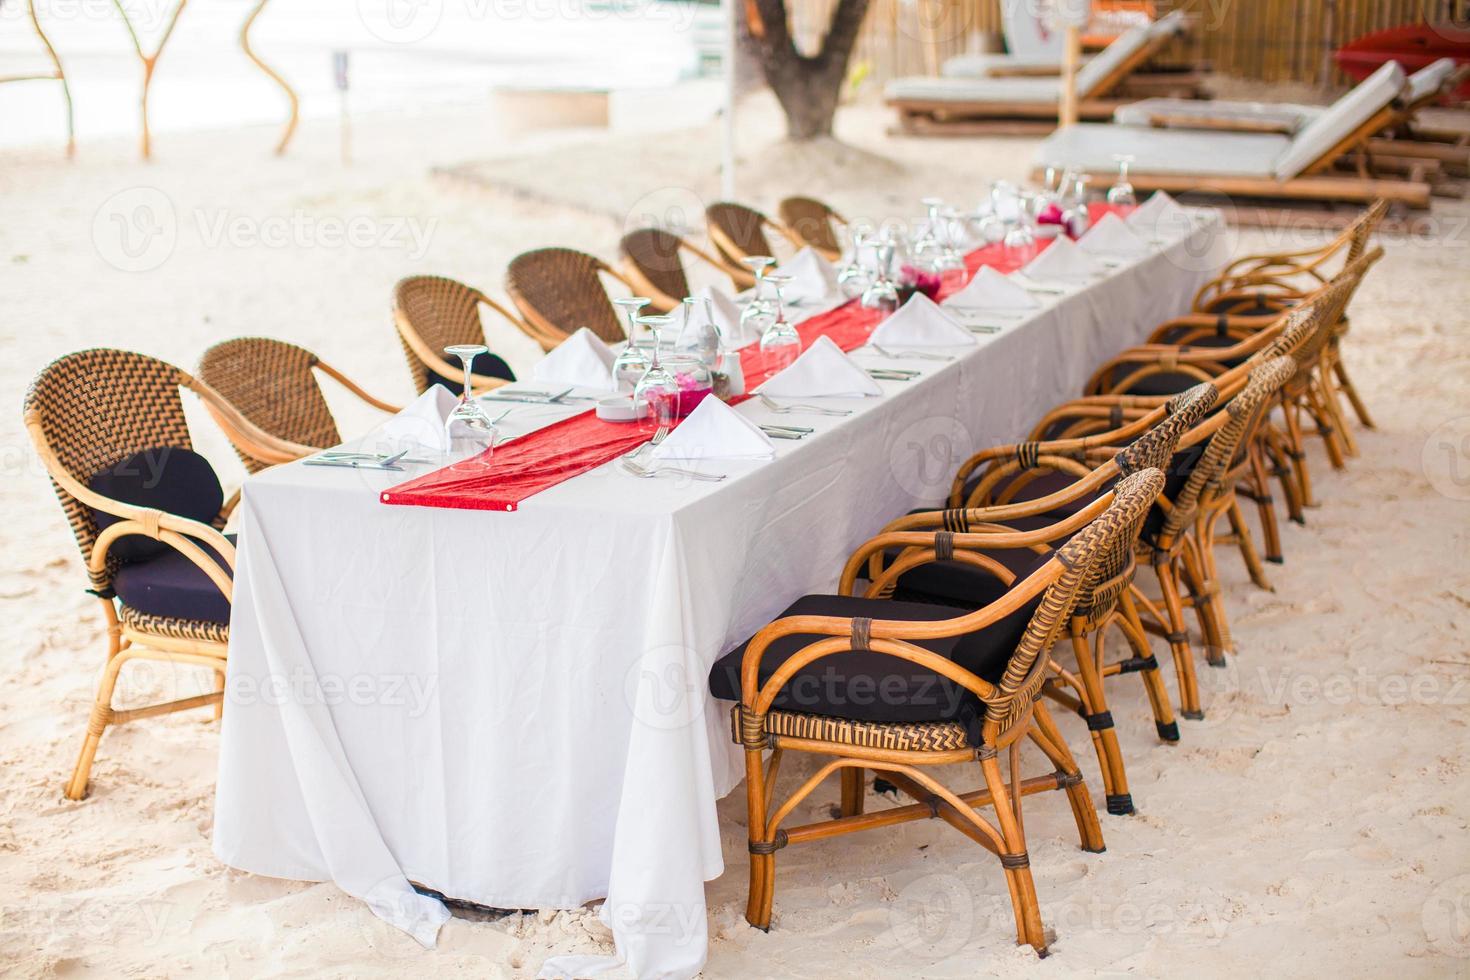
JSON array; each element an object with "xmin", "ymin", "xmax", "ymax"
[
  {"xmin": 1247, "ymin": 440, "xmax": 1286, "ymax": 564},
  {"xmin": 1185, "ymin": 525, "xmax": 1231, "ymax": 661},
  {"xmin": 1332, "ymin": 353, "xmax": 1376, "ymax": 429},
  {"xmin": 1029, "ymin": 701, "xmax": 1106, "ymax": 851},
  {"xmin": 840, "ymin": 767, "xmax": 865, "ymax": 817},
  {"xmin": 1067, "ymin": 627, "xmax": 1133, "ymax": 815},
  {"xmin": 1282, "ymin": 400, "xmax": 1317, "ymax": 510},
  {"xmin": 213, "ymin": 669, "xmax": 226, "ymax": 722},
  {"xmin": 1263, "ymin": 419, "xmax": 1306, "ymax": 526},
  {"xmin": 1116, "ymin": 590, "xmax": 1179, "ymax": 742},
  {"xmin": 1152, "ymin": 555, "xmax": 1204, "ymax": 719},
  {"xmin": 979, "ymin": 752, "xmax": 1048, "ymax": 952},
  {"xmin": 1226, "ymin": 497, "xmax": 1272, "ymax": 591},
  {"xmin": 1317, "ymin": 353, "xmax": 1359, "ymax": 457},
  {"xmin": 743, "ymin": 747, "xmax": 776, "ymax": 930},
  {"xmin": 1305, "ymin": 381, "xmax": 1347, "ymax": 470},
  {"xmin": 66, "ymin": 635, "xmax": 129, "ymax": 801}
]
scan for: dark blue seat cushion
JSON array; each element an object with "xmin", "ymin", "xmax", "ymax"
[
  {"xmin": 892, "ymin": 527, "xmax": 1059, "ymax": 610},
  {"xmin": 88, "ymin": 448, "xmax": 225, "ymax": 562},
  {"xmin": 708, "ymin": 553, "xmax": 1050, "ymax": 735},
  {"xmin": 113, "ymin": 533, "xmax": 235, "ymax": 625},
  {"xmin": 425, "ymin": 351, "xmax": 515, "ymax": 392}
]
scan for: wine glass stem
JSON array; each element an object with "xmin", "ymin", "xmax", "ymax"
[
  {"xmin": 649, "ymin": 328, "xmax": 661, "ymax": 370},
  {"xmin": 460, "ymin": 355, "xmax": 474, "ymax": 402}
]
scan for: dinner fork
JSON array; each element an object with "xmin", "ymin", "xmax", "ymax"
[
  {"xmin": 757, "ymin": 393, "xmax": 853, "ymax": 417},
  {"xmin": 621, "ymin": 459, "xmax": 725, "ymax": 481},
  {"xmin": 865, "ymin": 344, "xmax": 954, "ymax": 362},
  {"xmin": 622, "ymin": 425, "xmax": 669, "ymax": 459}
]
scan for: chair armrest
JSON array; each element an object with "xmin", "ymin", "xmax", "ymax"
[
  {"xmin": 393, "ymin": 312, "xmax": 513, "ymax": 394},
  {"xmin": 741, "ymin": 551, "xmax": 1072, "ymax": 714},
  {"xmin": 315, "ymin": 359, "xmax": 402, "ymax": 414}
]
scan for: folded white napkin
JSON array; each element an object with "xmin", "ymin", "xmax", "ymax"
[
  {"xmin": 1127, "ymin": 191, "xmax": 1190, "ymax": 238},
  {"xmin": 943, "ymin": 265, "xmax": 1040, "ymax": 312},
  {"xmin": 531, "ymin": 327, "xmax": 617, "ymax": 391},
  {"xmin": 1021, "ymin": 236, "xmax": 1103, "ymax": 282},
  {"xmin": 1078, "ymin": 212, "xmax": 1150, "ymax": 258},
  {"xmin": 759, "ymin": 335, "xmax": 883, "ymax": 398},
  {"xmin": 771, "ymin": 246, "xmax": 839, "ymax": 305},
  {"xmin": 870, "ymin": 293, "xmax": 977, "ymax": 348},
  {"xmin": 376, "ymin": 385, "xmax": 489, "ymax": 453},
  {"xmin": 649, "ymin": 394, "xmax": 774, "ymax": 462},
  {"xmin": 694, "ymin": 284, "xmax": 752, "ymax": 348}
]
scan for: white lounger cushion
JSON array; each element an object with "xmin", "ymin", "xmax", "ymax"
[
  {"xmin": 943, "ymin": 9, "xmax": 1185, "ymax": 80},
  {"xmin": 941, "ymin": 52, "xmax": 1094, "ymax": 79},
  {"xmin": 890, "ymin": 9, "xmax": 1183, "ymax": 106},
  {"xmin": 1035, "ymin": 124, "xmax": 1288, "ymax": 178},
  {"xmin": 1272, "ymin": 61, "xmax": 1404, "ymax": 179},
  {"xmin": 1406, "ymin": 57, "xmax": 1457, "ymax": 104},
  {"xmin": 1112, "ymin": 97, "xmax": 1321, "ymax": 132},
  {"xmin": 884, "ymin": 75, "xmax": 1062, "ymax": 104}
]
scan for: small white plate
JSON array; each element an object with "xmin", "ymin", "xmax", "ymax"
[{"xmin": 596, "ymin": 395, "xmax": 638, "ymax": 422}]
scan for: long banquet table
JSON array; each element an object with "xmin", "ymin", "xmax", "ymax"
[{"xmin": 214, "ymin": 208, "xmax": 1229, "ymax": 978}]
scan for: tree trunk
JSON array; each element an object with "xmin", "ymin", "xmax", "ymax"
[{"xmin": 744, "ymin": 0, "xmax": 872, "ymax": 141}]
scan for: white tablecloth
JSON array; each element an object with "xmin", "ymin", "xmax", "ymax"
[{"xmin": 213, "ymin": 210, "xmax": 1228, "ymax": 978}]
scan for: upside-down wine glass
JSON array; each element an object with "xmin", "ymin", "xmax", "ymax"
[
  {"xmin": 442, "ymin": 344, "xmax": 498, "ymax": 452},
  {"xmin": 1063, "ymin": 171, "xmax": 1092, "ymax": 238},
  {"xmin": 634, "ymin": 314, "xmax": 679, "ymax": 431},
  {"xmin": 757, "ymin": 273, "xmax": 801, "ymax": 370},
  {"xmin": 739, "ymin": 255, "xmax": 777, "ymax": 337},
  {"xmin": 836, "ymin": 223, "xmax": 871, "ymax": 299},
  {"xmin": 1108, "ymin": 154, "xmax": 1137, "ymax": 207},
  {"xmin": 612, "ymin": 296, "xmax": 652, "ymax": 393},
  {"xmin": 859, "ymin": 235, "xmax": 900, "ymax": 312}
]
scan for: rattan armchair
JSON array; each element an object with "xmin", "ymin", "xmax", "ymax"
[
  {"xmin": 1192, "ymin": 199, "xmax": 1387, "ymax": 438},
  {"xmin": 712, "ymin": 468, "xmax": 1163, "ymax": 953},
  {"xmin": 704, "ymin": 201, "xmax": 802, "ymax": 287},
  {"xmin": 392, "ymin": 275, "xmax": 523, "ymax": 395},
  {"xmin": 24, "ymin": 348, "xmax": 313, "ymax": 800},
  {"xmin": 847, "ymin": 384, "xmax": 1218, "ymax": 815},
  {"xmin": 777, "ymin": 196, "xmax": 847, "ymax": 261},
  {"xmin": 198, "ymin": 338, "xmax": 400, "ymax": 472},
  {"xmin": 1080, "ymin": 258, "xmax": 1376, "ymax": 570},
  {"xmin": 617, "ymin": 227, "xmax": 743, "ymax": 311},
  {"xmin": 505, "ymin": 247, "xmax": 636, "ymax": 347}
]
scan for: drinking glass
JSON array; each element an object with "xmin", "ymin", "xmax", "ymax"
[
  {"xmin": 674, "ymin": 296, "xmax": 720, "ymax": 371},
  {"xmin": 1063, "ymin": 172, "xmax": 1092, "ymax": 238},
  {"xmin": 442, "ymin": 344, "xmax": 498, "ymax": 451},
  {"xmin": 633, "ymin": 314, "xmax": 679, "ymax": 430},
  {"xmin": 859, "ymin": 236, "xmax": 900, "ymax": 312},
  {"xmin": 1003, "ymin": 192, "xmax": 1037, "ymax": 253},
  {"xmin": 1108, "ymin": 154, "xmax": 1137, "ymax": 207},
  {"xmin": 757, "ymin": 274, "xmax": 801, "ymax": 369},
  {"xmin": 612, "ymin": 296, "xmax": 652, "ymax": 393},
  {"xmin": 740, "ymin": 257, "xmax": 776, "ymax": 337},
  {"xmin": 835, "ymin": 223, "xmax": 871, "ymax": 298}
]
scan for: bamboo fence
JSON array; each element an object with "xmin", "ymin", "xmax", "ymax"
[{"xmin": 787, "ymin": 0, "xmax": 1465, "ymax": 91}]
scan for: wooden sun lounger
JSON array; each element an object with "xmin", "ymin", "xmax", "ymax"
[
  {"xmin": 1033, "ymin": 99, "xmax": 1433, "ymax": 210},
  {"xmin": 888, "ymin": 14, "xmax": 1192, "ymax": 137}
]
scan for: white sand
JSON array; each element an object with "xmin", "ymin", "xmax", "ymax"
[{"xmin": 2, "ymin": 91, "xmax": 1469, "ymax": 977}]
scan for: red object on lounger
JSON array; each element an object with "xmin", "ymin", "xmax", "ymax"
[{"xmin": 1334, "ymin": 22, "xmax": 1470, "ymax": 102}]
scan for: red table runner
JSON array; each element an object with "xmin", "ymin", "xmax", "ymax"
[{"xmin": 382, "ymin": 204, "xmax": 1127, "ymax": 511}]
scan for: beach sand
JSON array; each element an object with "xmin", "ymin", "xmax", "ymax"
[{"xmin": 2, "ymin": 90, "xmax": 1468, "ymax": 977}]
